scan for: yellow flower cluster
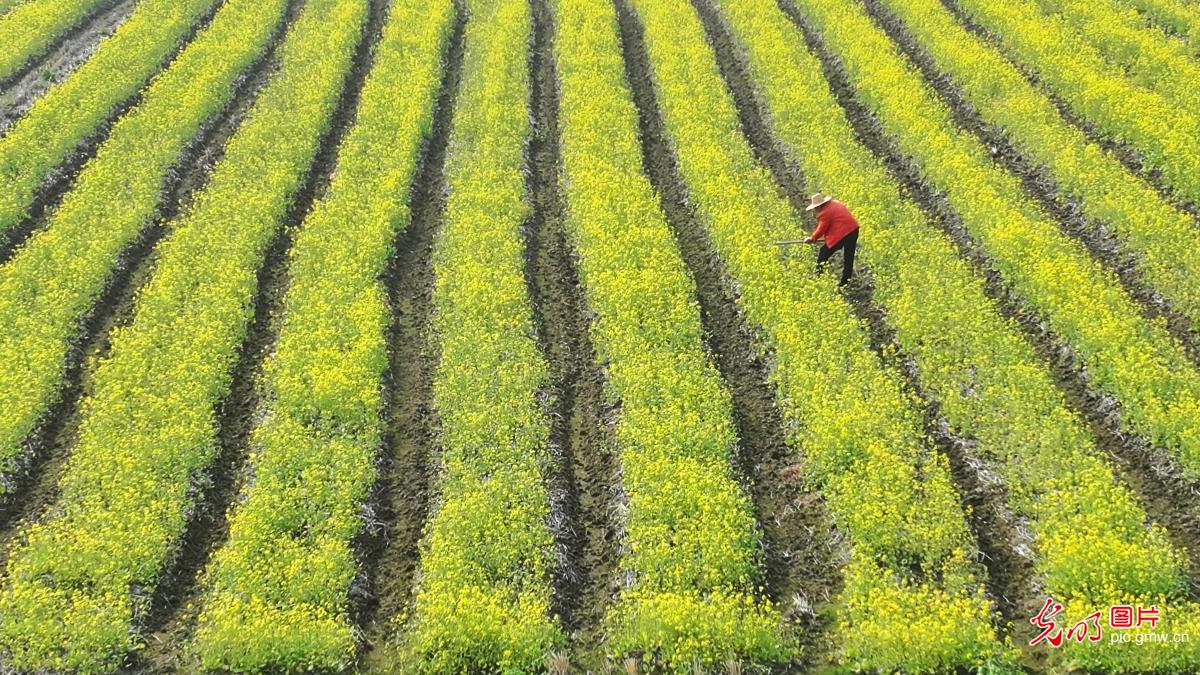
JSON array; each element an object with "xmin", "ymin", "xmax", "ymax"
[
  {"xmin": 191, "ymin": 0, "xmax": 454, "ymax": 671},
  {"xmin": 628, "ymin": 0, "xmax": 1004, "ymax": 669},
  {"xmin": 605, "ymin": 589, "xmax": 786, "ymax": 671},
  {"xmin": 724, "ymin": 0, "xmax": 1200, "ymax": 667},
  {"xmin": 554, "ymin": 0, "xmax": 786, "ymax": 667},
  {"xmin": 402, "ymin": 0, "xmax": 562, "ymax": 671},
  {"xmin": 0, "ymin": 0, "xmax": 366, "ymax": 670},
  {"xmin": 0, "ymin": 0, "xmax": 109, "ymax": 80},
  {"xmin": 877, "ymin": 0, "xmax": 1200, "ymax": 332},
  {"xmin": 952, "ymin": 0, "xmax": 1200, "ymax": 219},
  {"xmin": 790, "ymin": 0, "xmax": 1200, "ymax": 472},
  {"xmin": 0, "ymin": 0, "xmax": 216, "ymax": 239},
  {"xmin": 0, "ymin": 0, "xmax": 291, "ymax": 487}
]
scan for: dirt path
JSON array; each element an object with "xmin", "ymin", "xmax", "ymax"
[
  {"xmin": 354, "ymin": 4, "xmax": 466, "ymax": 669},
  {"xmin": 0, "ymin": 0, "xmax": 134, "ymax": 96},
  {"xmin": 613, "ymin": 0, "xmax": 848, "ymax": 667},
  {"xmin": 524, "ymin": 0, "xmax": 624, "ymax": 661}
]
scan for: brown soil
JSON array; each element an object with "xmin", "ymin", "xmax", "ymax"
[
  {"xmin": 859, "ymin": 0, "xmax": 1200, "ymax": 368},
  {"xmin": 0, "ymin": 0, "xmax": 132, "ymax": 93},
  {"xmin": 355, "ymin": 3, "xmax": 465, "ymax": 670},
  {"xmin": 615, "ymin": 0, "xmax": 847, "ymax": 669},
  {"xmin": 524, "ymin": 0, "xmax": 625, "ymax": 664},
  {"xmin": 935, "ymin": 0, "xmax": 1200, "ymax": 224},
  {"xmin": 776, "ymin": 0, "xmax": 1200, "ymax": 631}
]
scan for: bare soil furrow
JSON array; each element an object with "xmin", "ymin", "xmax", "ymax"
[
  {"xmin": 0, "ymin": 0, "xmax": 136, "ymax": 126},
  {"xmin": 0, "ymin": 0, "xmax": 131, "ymax": 92},
  {"xmin": 355, "ymin": 3, "xmax": 465, "ymax": 667},
  {"xmin": 614, "ymin": 0, "xmax": 844, "ymax": 667},
  {"xmin": 524, "ymin": 0, "xmax": 624, "ymax": 656}
]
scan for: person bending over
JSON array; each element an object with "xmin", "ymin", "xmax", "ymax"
[{"xmin": 803, "ymin": 192, "xmax": 860, "ymax": 286}]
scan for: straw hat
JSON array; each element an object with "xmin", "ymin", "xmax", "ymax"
[{"xmin": 805, "ymin": 192, "xmax": 833, "ymax": 211}]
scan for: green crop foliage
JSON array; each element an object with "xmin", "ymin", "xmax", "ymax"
[
  {"xmin": 192, "ymin": 0, "xmax": 455, "ymax": 670},
  {"xmin": 0, "ymin": 0, "xmax": 219, "ymax": 237},
  {"xmin": 401, "ymin": 0, "xmax": 562, "ymax": 670},
  {"xmin": 0, "ymin": 0, "xmax": 30, "ymax": 19},
  {"xmin": 950, "ymin": 0, "xmax": 1200, "ymax": 225},
  {"xmin": 625, "ymin": 0, "xmax": 1007, "ymax": 670},
  {"xmin": 788, "ymin": 0, "xmax": 1200, "ymax": 473},
  {"xmin": 1122, "ymin": 0, "xmax": 1200, "ymax": 49},
  {"xmin": 0, "ymin": 0, "xmax": 365, "ymax": 669},
  {"xmin": 0, "ymin": 0, "xmax": 291, "ymax": 494},
  {"xmin": 553, "ymin": 0, "xmax": 786, "ymax": 668},
  {"xmin": 1032, "ymin": 0, "xmax": 1200, "ymax": 116},
  {"xmin": 713, "ymin": 0, "xmax": 1200, "ymax": 669},
  {"xmin": 869, "ymin": 0, "xmax": 1200, "ymax": 333},
  {"xmin": 0, "ymin": 0, "xmax": 108, "ymax": 81}
]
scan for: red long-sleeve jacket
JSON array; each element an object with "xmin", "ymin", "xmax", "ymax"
[{"xmin": 811, "ymin": 200, "xmax": 860, "ymax": 248}]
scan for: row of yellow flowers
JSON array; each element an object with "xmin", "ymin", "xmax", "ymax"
[
  {"xmin": 789, "ymin": 0, "xmax": 1200, "ymax": 472},
  {"xmin": 401, "ymin": 0, "xmax": 562, "ymax": 670},
  {"xmin": 1033, "ymin": 0, "xmax": 1200, "ymax": 122},
  {"xmin": 554, "ymin": 0, "xmax": 785, "ymax": 668},
  {"xmin": 872, "ymin": 0, "xmax": 1200, "ymax": 332},
  {"xmin": 627, "ymin": 0, "xmax": 1004, "ymax": 670},
  {"xmin": 0, "ymin": 0, "xmax": 290, "ymax": 491},
  {"xmin": 0, "ymin": 0, "xmax": 217, "ymax": 237},
  {"xmin": 192, "ymin": 0, "xmax": 454, "ymax": 669},
  {"xmin": 716, "ymin": 0, "xmax": 1200, "ymax": 669},
  {"xmin": 1123, "ymin": 0, "xmax": 1200, "ymax": 49},
  {"xmin": 950, "ymin": 0, "xmax": 1200, "ymax": 226},
  {"xmin": 0, "ymin": 0, "xmax": 365, "ymax": 670},
  {"xmin": 0, "ymin": 0, "xmax": 108, "ymax": 80}
]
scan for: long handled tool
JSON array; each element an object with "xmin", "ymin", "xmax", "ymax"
[{"xmin": 772, "ymin": 238, "xmax": 810, "ymax": 246}]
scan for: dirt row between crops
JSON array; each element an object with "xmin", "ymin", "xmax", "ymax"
[
  {"xmin": 524, "ymin": 0, "xmax": 626, "ymax": 663},
  {"xmin": 773, "ymin": 0, "xmax": 1200, "ymax": 630},
  {"xmin": 355, "ymin": 3, "xmax": 465, "ymax": 669},
  {"xmin": 935, "ymin": 0, "xmax": 1200, "ymax": 225},
  {"xmin": 0, "ymin": 0, "xmax": 227, "ymax": 266},
  {"xmin": 696, "ymin": 0, "xmax": 1035, "ymax": 651},
  {"xmin": 0, "ymin": 0, "xmax": 136, "ymax": 127},
  {"xmin": 613, "ymin": 1, "xmax": 848, "ymax": 669},
  {"xmin": 858, "ymin": 0, "xmax": 1200, "ymax": 371},
  {"xmin": 0, "ymin": 0, "xmax": 133, "ymax": 94}
]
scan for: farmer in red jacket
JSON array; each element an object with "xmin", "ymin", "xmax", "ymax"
[{"xmin": 803, "ymin": 192, "xmax": 860, "ymax": 286}]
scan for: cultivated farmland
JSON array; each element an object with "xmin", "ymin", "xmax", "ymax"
[{"xmin": 0, "ymin": 0, "xmax": 1198, "ymax": 672}]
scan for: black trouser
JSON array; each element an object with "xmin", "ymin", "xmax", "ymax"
[{"xmin": 816, "ymin": 228, "xmax": 858, "ymax": 285}]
